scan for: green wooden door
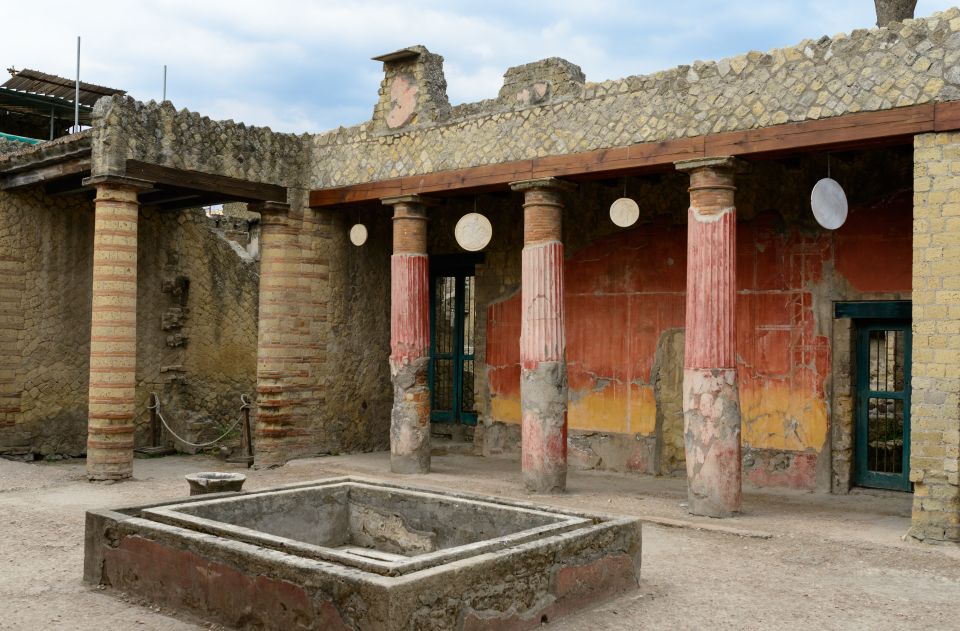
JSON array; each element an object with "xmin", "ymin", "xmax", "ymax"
[
  {"xmin": 855, "ymin": 321, "xmax": 911, "ymax": 491},
  {"xmin": 429, "ymin": 273, "xmax": 477, "ymax": 425}
]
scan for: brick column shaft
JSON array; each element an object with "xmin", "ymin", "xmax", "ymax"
[
  {"xmin": 251, "ymin": 201, "xmax": 297, "ymax": 466},
  {"xmin": 384, "ymin": 196, "xmax": 431, "ymax": 474},
  {"xmin": 675, "ymin": 156, "xmax": 742, "ymax": 517},
  {"xmin": 512, "ymin": 178, "xmax": 573, "ymax": 493},
  {"xmin": 84, "ymin": 177, "xmax": 149, "ymax": 480}
]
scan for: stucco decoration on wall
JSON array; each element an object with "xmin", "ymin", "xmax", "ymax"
[
  {"xmin": 610, "ymin": 197, "xmax": 640, "ymax": 227},
  {"xmin": 386, "ymin": 74, "xmax": 419, "ymax": 129},
  {"xmin": 455, "ymin": 212, "xmax": 493, "ymax": 251}
]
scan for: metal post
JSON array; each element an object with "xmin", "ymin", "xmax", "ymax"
[
  {"xmin": 74, "ymin": 36, "xmax": 80, "ymax": 132},
  {"xmin": 163, "ymin": 65, "xmax": 167, "ymax": 101},
  {"xmin": 149, "ymin": 394, "xmax": 160, "ymax": 447},
  {"xmin": 49, "ymin": 106, "xmax": 55, "ymax": 140},
  {"xmin": 242, "ymin": 404, "xmax": 253, "ymax": 468}
]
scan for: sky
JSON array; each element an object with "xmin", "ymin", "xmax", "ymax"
[{"xmin": 2, "ymin": 1, "xmax": 957, "ymax": 134}]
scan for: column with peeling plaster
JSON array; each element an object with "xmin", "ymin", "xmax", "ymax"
[
  {"xmin": 383, "ymin": 195, "xmax": 432, "ymax": 474},
  {"xmin": 511, "ymin": 177, "xmax": 574, "ymax": 493},
  {"xmin": 83, "ymin": 175, "xmax": 151, "ymax": 481},
  {"xmin": 675, "ymin": 156, "xmax": 742, "ymax": 517}
]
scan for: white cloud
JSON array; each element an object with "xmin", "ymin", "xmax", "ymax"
[{"xmin": 3, "ymin": 0, "xmax": 957, "ymax": 133}]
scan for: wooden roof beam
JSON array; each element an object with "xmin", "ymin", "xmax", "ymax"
[{"xmin": 310, "ymin": 101, "xmax": 958, "ymax": 208}]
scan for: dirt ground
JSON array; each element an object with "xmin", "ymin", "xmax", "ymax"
[{"xmin": 1, "ymin": 450, "xmax": 958, "ymax": 630}]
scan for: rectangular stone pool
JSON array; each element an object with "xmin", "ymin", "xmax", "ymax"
[{"xmin": 85, "ymin": 477, "xmax": 641, "ymax": 630}]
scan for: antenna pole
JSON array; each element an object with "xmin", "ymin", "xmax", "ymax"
[
  {"xmin": 74, "ymin": 36, "xmax": 80, "ymax": 131},
  {"xmin": 163, "ymin": 64, "xmax": 167, "ymax": 101}
]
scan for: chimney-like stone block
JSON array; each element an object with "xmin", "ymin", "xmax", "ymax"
[
  {"xmin": 497, "ymin": 58, "xmax": 585, "ymax": 108},
  {"xmin": 874, "ymin": 0, "xmax": 917, "ymax": 26},
  {"xmin": 371, "ymin": 45, "xmax": 450, "ymax": 132}
]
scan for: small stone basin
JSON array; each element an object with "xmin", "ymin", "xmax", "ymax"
[{"xmin": 184, "ymin": 471, "xmax": 246, "ymax": 495}]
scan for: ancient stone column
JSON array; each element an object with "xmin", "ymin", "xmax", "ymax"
[
  {"xmin": 250, "ymin": 201, "xmax": 296, "ymax": 467},
  {"xmin": 674, "ymin": 157, "xmax": 742, "ymax": 517},
  {"xmin": 510, "ymin": 178, "xmax": 574, "ymax": 493},
  {"xmin": 82, "ymin": 175, "xmax": 151, "ymax": 481},
  {"xmin": 383, "ymin": 195, "xmax": 432, "ymax": 474}
]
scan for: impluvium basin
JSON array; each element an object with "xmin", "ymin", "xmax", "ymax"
[{"xmin": 84, "ymin": 476, "xmax": 641, "ymax": 630}]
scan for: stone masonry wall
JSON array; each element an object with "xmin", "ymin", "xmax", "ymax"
[
  {"xmin": 910, "ymin": 131, "xmax": 960, "ymax": 542},
  {"xmin": 325, "ymin": 206, "xmax": 393, "ymax": 453},
  {"xmin": 0, "ymin": 187, "xmax": 91, "ymax": 455},
  {"xmin": 307, "ymin": 10, "xmax": 960, "ymax": 189},
  {"xmin": 0, "ymin": 186, "xmax": 259, "ymax": 458},
  {"xmin": 90, "ymin": 97, "xmax": 306, "ymax": 187},
  {"xmin": 0, "ymin": 137, "xmax": 30, "ymax": 155},
  {"xmin": 135, "ymin": 208, "xmax": 259, "ymax": 452}
]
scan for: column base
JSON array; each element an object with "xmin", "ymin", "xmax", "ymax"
[
  {"xmin": 683, "ymin": 367, "xmax": 742, "ymax": 518},
  {"xmin": 522, "ymin": 470, "xmax": 566, "ymax": 494},
  {"xmin": 390, "ymin": 453, "xmax": 431, "ymax": 475},
  {"xmin": 390, "ymin": 356, "xmax": 431, "ymax": 475},
  {"xmin": 521, "ymin": 361, "xmax": 568, "ymax": 494},
  {"xmin": 86, "ymin": 461, "xmax": 133, "ymax": 482}
]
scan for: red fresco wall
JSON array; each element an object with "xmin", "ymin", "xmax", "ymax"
[{"xmin": 485, "ymin": 196, "xmax": 912, "ymax": 489}]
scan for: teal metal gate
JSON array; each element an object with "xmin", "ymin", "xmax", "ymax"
[
  {"xmin": 855, "ymin": 320, "xmax": 912, "ymax": 491},
  {"xmin": 429, "ymin": 268, "xmax": 478, "ymax": 425}
]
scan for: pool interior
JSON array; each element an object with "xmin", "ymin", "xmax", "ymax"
[{"xmin": 140, "ymin": 480, "xmax": 593, "ymax": 576}]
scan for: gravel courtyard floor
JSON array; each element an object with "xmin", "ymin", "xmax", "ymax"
[{"xmin": 1, "ymin": 450, "xmax": 958, "ymax": 630}]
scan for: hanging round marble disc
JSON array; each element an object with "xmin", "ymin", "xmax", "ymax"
[
  {"xmin": 811, "ymin": 178, "xmax": 848, "ymax": 230},
  {"xmin": 349, "ymin": 223, "xmax": 368, "ymax": 246},
  {"xmin": 610, "ymin": 197, "xmax": 640, "ymax": 228},
  {"xmin": 455, "ymin": 212, "xmax": 493, "ymax": 251}
]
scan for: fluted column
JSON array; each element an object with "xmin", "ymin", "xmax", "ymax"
[
  {"xmin": 250, "ymin": 201, "xmax": 296, "ymax": 467},
  {"xmin": 675, "ymin": 156, "xmax": 742, "ymax": 517},
  {"xmin": 383, "ymin": 195, "xmax": 432, "ymax": 474},
  {"xmin": 511, "ymin": 177, "xmax": 574, "ymax": 493},
  {"xmin": 82, "ymin": 175, "xmax": 151, "ymax": 481}
]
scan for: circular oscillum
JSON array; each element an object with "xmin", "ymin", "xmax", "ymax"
[
  {"xmin": 811, "ymin": 178, "xmax": 848, "ymax": 230},
  {"xmin": 455, "ymin": 212, "xmax": 493, "ymax": 251},
  {"xmin": 610, "ymin": 197, "xmax": 640, "ymax": 227},
  {"xmin": 349, "ymin": 223, "xmax": 368, "ymax": 246}
]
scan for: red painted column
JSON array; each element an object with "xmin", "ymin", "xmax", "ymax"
[
  {"xmin": 675, "ymin": 156, "xmax": 742, "ymax": 517},
  {"xmin": 511, "ymin": 177, "xmax": 574, "ymax": 493},
  {"xmin": 383, "ymin": 195, "xmax": 432, "ymax": 474}
]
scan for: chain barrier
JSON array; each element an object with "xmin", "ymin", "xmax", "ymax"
[{"xmin": 147, "ymin": 393, "xmax": 252, "ymax": 449}]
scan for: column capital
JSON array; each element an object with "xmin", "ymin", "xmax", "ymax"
[
  {"xmin": 248, "ymin": 200, "xmax": 291, "ymax": 217},
  {"xmin": 82, "ymin": 174, "xmax": 153, "ymax": 192},
  {"xmin": 381, "ymin": 194, "xmax": 441, "ymax": 208},
  {"xmin": 509, "ymin": 177, "xmax": 576, "ymax": 194},
  {"xmin": 674, "ymin": 155, "xmax": 741, "ymax": 174}
]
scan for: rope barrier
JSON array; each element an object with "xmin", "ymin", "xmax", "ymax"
[{"xmin": 148, "ymin": 393, "xmax": 252, "ymax": 449}]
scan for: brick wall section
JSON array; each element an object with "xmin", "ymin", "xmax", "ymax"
[
  {"xmin": 910, "ymin": 131, "xmax": 960, "ymax": 542},
  {"xmin": 252, "ymin": 194, "xmax": 384, "ymax": 465}
]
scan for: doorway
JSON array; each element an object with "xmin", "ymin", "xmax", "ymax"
[
  {"xmin": 429, "ymin": 257, "xmax": 479, "ymax": 426},
  {"xmin": 854, "ymin": 320, "xmax": 912, "ymax": 491}
]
